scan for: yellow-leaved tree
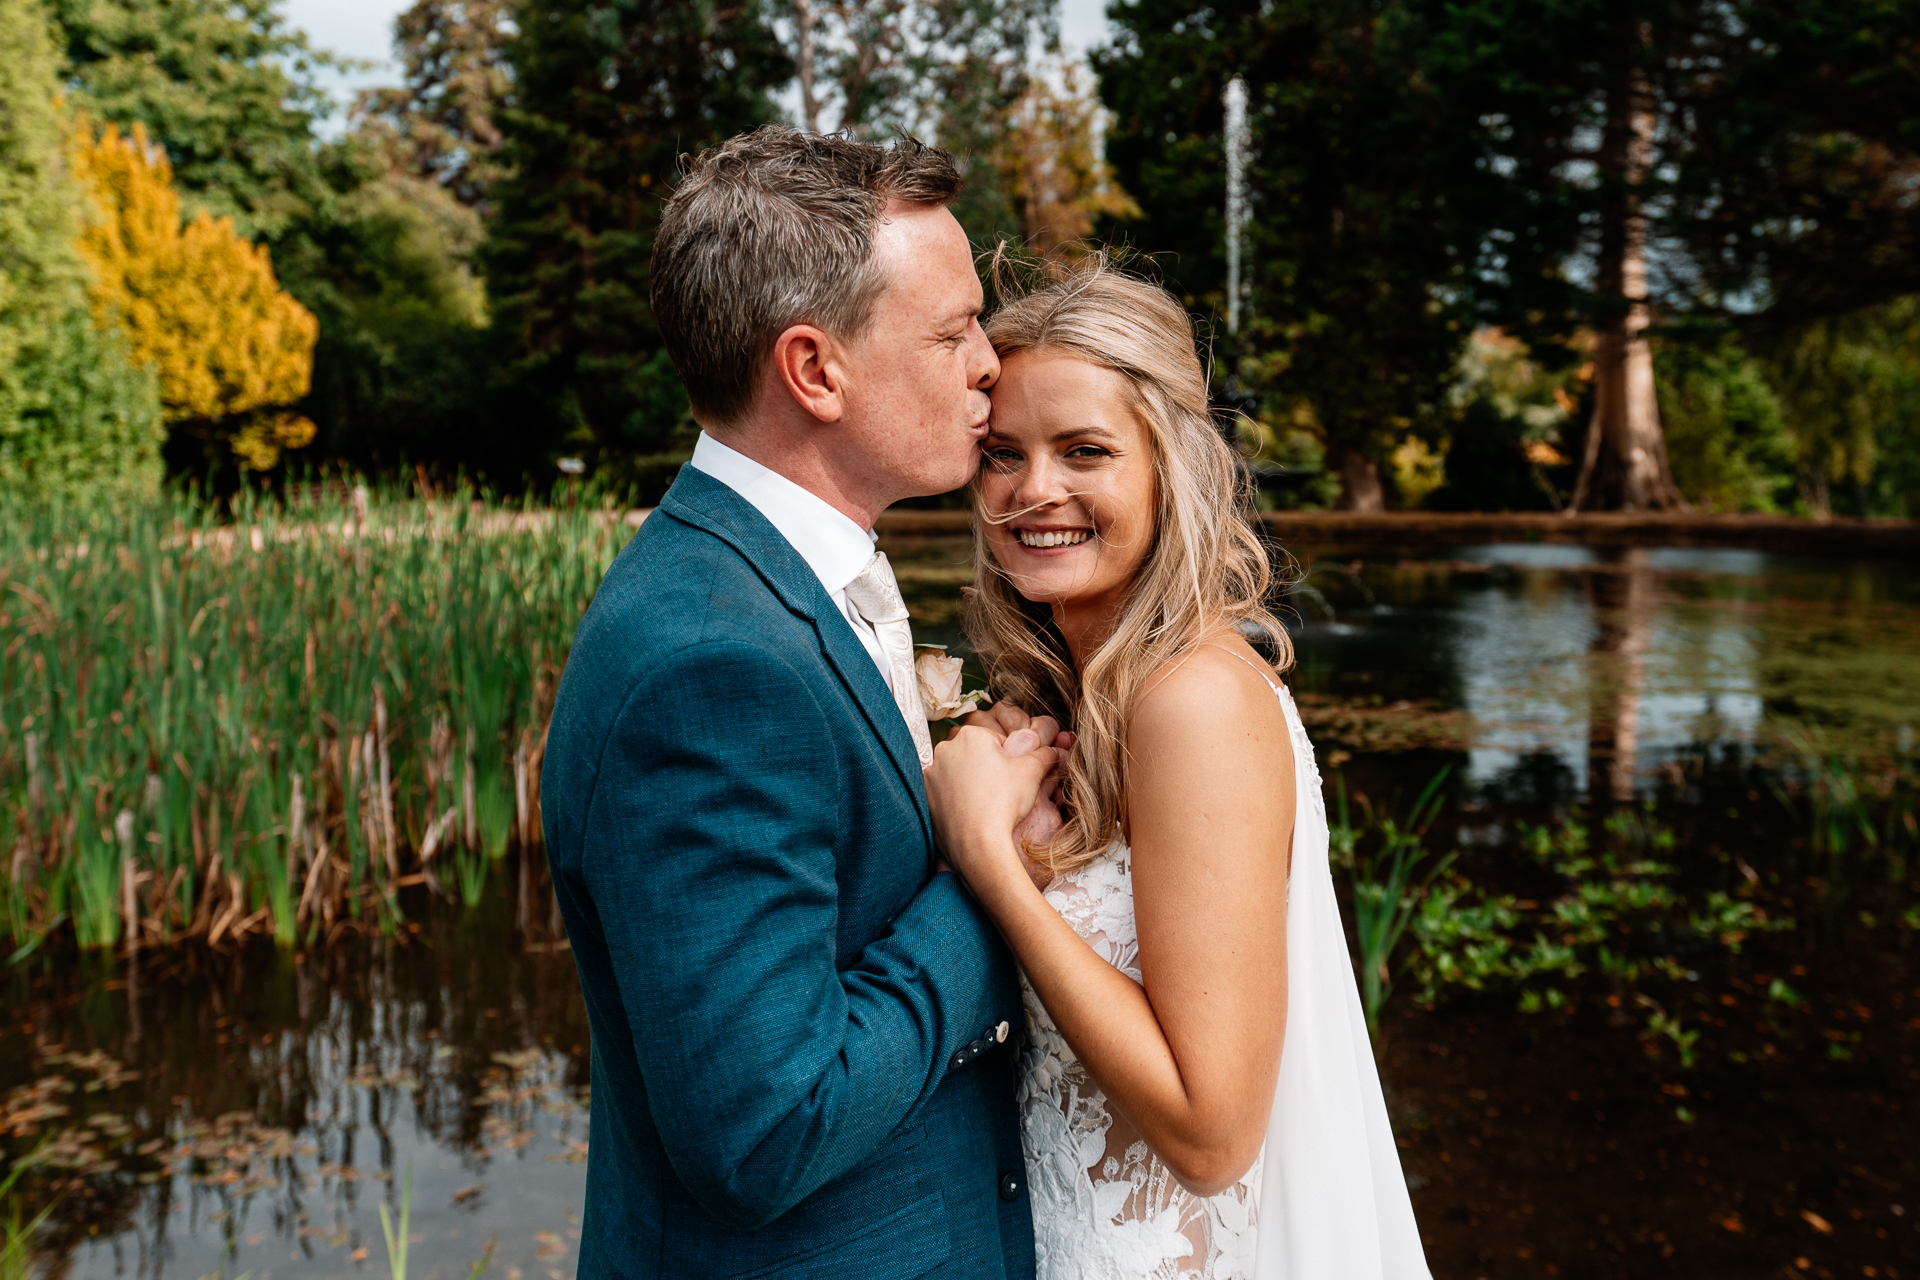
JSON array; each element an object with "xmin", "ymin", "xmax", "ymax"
[
  {"xmin": 992, "ymin": 62, "xmax": 1142, "ymax": 262},
  {"xmin": 70, "ymin": 117, "xmax": 319, "ymax": 471}
]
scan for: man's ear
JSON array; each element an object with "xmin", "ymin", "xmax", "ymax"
[{"xmin": 771, "ymin": 323, "xmax": 846, "ymax": 423}]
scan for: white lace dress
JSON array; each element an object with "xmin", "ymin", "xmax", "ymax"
[{"xmin": 1016, "ymin": 681, "xmax": 1432, "ymax": 1280}]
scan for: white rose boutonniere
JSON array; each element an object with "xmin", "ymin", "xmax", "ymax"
[{"xmin": 913, "ymin": 644, "xmax": 990, "ymax": 720}]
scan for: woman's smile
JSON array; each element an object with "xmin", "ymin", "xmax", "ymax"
[
  {"xmin": 1011, "ymin": 525, "xmax": 1094, "ymax": 551},
  {"xmin": 978, "ymin": 349, "xmax": 1158, "ymax": 657}
]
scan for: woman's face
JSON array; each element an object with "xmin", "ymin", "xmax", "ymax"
[{"xmin": 979, "ymin": 349, "xmax": 1157, "ymax": 632}]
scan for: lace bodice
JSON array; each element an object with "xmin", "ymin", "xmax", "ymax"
[
  {"xmin": 1013, "ymin": 680, "xmax": 1324, "ymax": 1279},
  {"xmin": 1017, "ymin": 844, "xmax": 1263, "ymax": 1280},
  {"xmin": 1016, "ymin": 679, "xmax": 1432, "ymax": 1280}
]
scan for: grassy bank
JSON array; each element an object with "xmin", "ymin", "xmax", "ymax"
[{"xmin": 0, "ymin": 487, "xmax": 635, "ymax": 955}]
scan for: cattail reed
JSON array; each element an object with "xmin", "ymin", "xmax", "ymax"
[{"xmin": 0, "ymin": 482, "xmax": 630, "ymax": 952}]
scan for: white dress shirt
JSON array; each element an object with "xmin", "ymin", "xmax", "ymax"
[{"xmin": 688, "ymin": 431, "xmax": 895, "ymax": 691}]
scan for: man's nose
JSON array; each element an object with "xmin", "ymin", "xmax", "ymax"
[{"xmin": 969, "ymin": 321, "xmax": 999, "ymax": 390}]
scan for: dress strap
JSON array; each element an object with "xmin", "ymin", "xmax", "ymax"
[{"xmin": 1208, "ymin": 644, "xmax": 1282, "ymax": 694}]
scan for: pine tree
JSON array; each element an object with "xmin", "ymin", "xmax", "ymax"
[
  {"xmin": 483, "ymin": 0, "xmax": 789, "ymax": 473},
  {"xmin": 351, "ymin": 0, "xmax": 514, "ymax": 211},
  {"xmin": 0, "ymin": 0, "xmax": 162, "ymax": 499},
  {"xmin": 1097, "ymin": 0, "xmax": 1484, "ymax": 510}
]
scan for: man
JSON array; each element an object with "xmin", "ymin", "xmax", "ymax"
[{"xmin": 542, "ymin": 128, "xmax": 1056, "ymax": 1276}]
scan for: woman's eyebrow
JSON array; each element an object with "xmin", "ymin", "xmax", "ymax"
[{"xmin": 984, "ymin": 425, "xmax": 1122, "ymax": 444}]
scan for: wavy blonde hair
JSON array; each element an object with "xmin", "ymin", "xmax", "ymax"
[{"xmin": 965, "ymin": 255, "xmax": 1290, "ymax": 876}]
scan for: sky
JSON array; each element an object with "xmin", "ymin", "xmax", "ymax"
[{"xmin": 283, "ymin": 0, "xmax": 1117, "ymax": 124}]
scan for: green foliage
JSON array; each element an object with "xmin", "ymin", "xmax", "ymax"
[
  {"xmin": 484, "ymin": 0, "xmax": 790, "ymax": 474},
  {"xmin": 50, "ymin": 0, "xmax": 339, "ymax": 237},
  {"xmin": 1757, "ymin": 299, "xmax": 1920, "ymax": 518},
  {"xmin": 1400, "ymin": 807, "xmax": 1794, "ymax": 1067},
  {"xmin": 277, "ymin": 168, "xmax": 496, "ymax": 476},
  {"xmin": 0, "ymin": 0, "xmax": 164, "ymax": 499},
  {"xmin": 0, "ymin": 308, "xmax": 163, "ymax": 501},
  {"xmin": 0, "ymin": 486, "xmax": 631, "ymax": 953},
  {"xmin": 1097, "ymin": 0, "xmax": 1481, "ymax": 498},
  {"xmin": 1330, "ymin": 769, "xmax": 1456, "ymax": 1034},
  {"xmin": 351, "ymin": 0, "xmax": 514, "ymax": 211},
  {"xmin": 1654, "ymin": 335, "xmax": 1794, "ymax": 513}
]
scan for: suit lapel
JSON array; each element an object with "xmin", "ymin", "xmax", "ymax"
[{"xmin": 659, "ymin": 468, "xmax": 934, "ymax": 846}]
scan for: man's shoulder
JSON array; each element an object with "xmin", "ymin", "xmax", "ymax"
[{"xmin": 582, "ymin": 509, "xmax": 803, "ymax": 660}]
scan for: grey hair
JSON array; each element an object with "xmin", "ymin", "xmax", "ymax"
[{"xmin": 651, "ymin": 125, "xmax": 964, "ymax": 425}]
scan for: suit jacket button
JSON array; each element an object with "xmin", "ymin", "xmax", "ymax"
[{"xmin": 999, "ymin": 1170, "xmax": 1024, "ymax": 1201}]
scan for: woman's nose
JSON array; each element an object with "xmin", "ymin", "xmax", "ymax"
[{"xmin": 1015, "ymin": 456, "xmax": 1067, "ymax": 508}]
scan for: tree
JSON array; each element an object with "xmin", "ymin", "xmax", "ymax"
[
  {"xmin": 0, "ymin": 0, "xmax": 162, "ymax": 499},
  {"xmin": 49, "ymin": 0, "xmax": 338, "ymax": 237},
  {"xmin": 483, "ymin": 0, "xmax": 790, "ymax": 476},
  {"xmin": 72, "ymin": 117, "xmax": 319, "ymax": 471},
  {"xmin": 991, "ymin": 59, "xmax": 1139, "ymax": 260},
  {"xmin": 1409, "ymin": 0, "xmax": 1920, "ymax": 511},
  {"xmin": 771, "ymin": 0, "xmax": 1058, "ymax": 247},
  {"xmin": 1097, "ymin": 0, "xmax": 1487, "ymax": 509},
  {"xmin": 351, "ymin": 0, "xmax": 514, "ymax": 211}
]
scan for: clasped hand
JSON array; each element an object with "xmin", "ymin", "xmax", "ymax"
[{"xmin": 925, "ymin": 703, "xmax": 1073, "ymax": 895}]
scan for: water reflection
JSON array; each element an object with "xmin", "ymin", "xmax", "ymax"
[
  {"xmin": 1585, "ymin": 547, "xmax": 1655, "ymax": 802},
  {"xmin": 0, "ymin": 891, "xmax": 590, "ymax": 1280},
  {"xmin": 1279, "ymin": 542, "xmax": 1917, "ymax": 797}
]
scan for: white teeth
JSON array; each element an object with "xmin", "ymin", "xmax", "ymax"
[{"xmin": 1017, "ymin": 529, "xmax": 1090, "ymax": 548}]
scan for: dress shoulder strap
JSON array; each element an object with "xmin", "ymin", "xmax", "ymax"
[{"xmin": 1207, "ymin": 643, "xmax": 1283, "ymax": 694}]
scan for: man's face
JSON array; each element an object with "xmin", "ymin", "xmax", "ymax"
[{"xmin": 836, "ymin": 204, "xmax": 999, "ymax": 500}]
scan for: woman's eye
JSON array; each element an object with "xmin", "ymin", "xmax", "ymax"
[
  {"xmin": 984, "ymin": 448, "xmax": 1022, "ymax": 465},
  {"xmin": 1066, "ymin": 445, "xmax": 1110, "ymax": 460}
]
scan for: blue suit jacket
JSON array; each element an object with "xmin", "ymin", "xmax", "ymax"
[{"xmin": 543, "ymin": 466, "xmax": 1035, "ymax": 1278}]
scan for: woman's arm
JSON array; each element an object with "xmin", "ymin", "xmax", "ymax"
[{"xmin": 928, "ymin": 639, "xmax": 1295, "ymax": 1195}]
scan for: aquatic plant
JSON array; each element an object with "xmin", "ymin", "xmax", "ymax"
[
  {"xmin": 0, "ymin": 483, "xmax": 634, "ymax": 952},
  {"xmin": 1331, "ymin": 768, "xmax": 1456, "ymax": 1034},
  {"xmin": 0, "ymin": 1150, "xmax": 53, "ymax": 1280},
  {"xmin": 381, "ymin": 1162, "xmax": 414, "ymax": 1280},
  {"xmin": 1404, "ymin": 804, "xmax": 1795, "ymax": 1065}
]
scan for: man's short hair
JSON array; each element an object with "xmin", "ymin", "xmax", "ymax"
[{"xmin": 651, "ymin": 126, "xmax": 964, "ymax": 426}]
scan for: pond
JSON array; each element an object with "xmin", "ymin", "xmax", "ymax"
[{"xmin": 4, "ymin": 532, "xmax": 1915, "ymax": 1279}]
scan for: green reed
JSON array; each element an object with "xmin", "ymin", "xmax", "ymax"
[{"xmin": 0, "ymin": 483, "xmax": 635, "ymax": 953}]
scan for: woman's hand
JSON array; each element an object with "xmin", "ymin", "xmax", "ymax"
[
  {"xmin": 962, "ymin": 700, "xmax": 1074, "ymax": 889},
  {"xmin": 925, "ymin": 722, "xmax": 1066, "ymax": 902}
]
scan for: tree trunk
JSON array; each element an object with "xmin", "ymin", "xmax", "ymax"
[
  {"xmin": 1569, "ymin": 42, "xmax": 1689, "ymax": 514},
  {"xmin": 1333, "ymin": 446, "xmax": 1385, "ymax": 511},
  {"xmin": 795, "ymin": 0, "xmax": 820, "ymax": 132}
]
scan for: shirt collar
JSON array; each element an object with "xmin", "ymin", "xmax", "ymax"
[{"xmin": 688, "ymin": 431, "xmax": 878, "ymax": 597}]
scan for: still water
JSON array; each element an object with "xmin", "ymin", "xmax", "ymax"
[{"xmin": 4, "ymin": 537, "xmax": 1914, "ymax": 1277}]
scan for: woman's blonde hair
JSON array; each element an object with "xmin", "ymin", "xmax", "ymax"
[{"xmin": 965, "ymin": 254, "xmax": 1290, "ymax": 876}]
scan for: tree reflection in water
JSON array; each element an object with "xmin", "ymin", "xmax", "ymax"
[
  {"xmin": 1585, "ymin": 546, "xmax": 1658, "ymax": 803},
  {"xmin": 0, "ymin": 886, "xmax": 591, "ymax": 1278}
]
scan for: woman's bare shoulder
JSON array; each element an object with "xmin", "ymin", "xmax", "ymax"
[{"xmin": 1129, "ymin": 631, "xmax": 1290, "ymax": 756}]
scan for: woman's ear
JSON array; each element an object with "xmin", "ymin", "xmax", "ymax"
[{"xmin": 771, "ymin": 323, "xmax": 846, "ymax": 423}]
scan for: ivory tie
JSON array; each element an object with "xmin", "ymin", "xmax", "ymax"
[{"xmin": 844, "ymin": 551, "xmax": 934, "ymax": 768}]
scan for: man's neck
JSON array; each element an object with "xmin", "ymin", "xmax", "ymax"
[{"xmin": 702, "ymin": 424, "xmax": 888, "ymax": 530}]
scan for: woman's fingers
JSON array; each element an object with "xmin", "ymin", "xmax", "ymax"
[{"xmin": 965, "ymin": 701, "xmax": 1034, "ymax": 737}]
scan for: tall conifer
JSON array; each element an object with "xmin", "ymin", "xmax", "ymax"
[{"xmin": 484, "ymin": 0, "xmax": 788, "ymax": 475}]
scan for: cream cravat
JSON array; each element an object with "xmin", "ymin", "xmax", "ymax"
[{"xmin": 843, "ymin": 551, "xmax": 934, "ymax": 768}]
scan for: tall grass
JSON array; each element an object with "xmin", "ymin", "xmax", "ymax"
[{"xmin": 0, "ymin": 483, "xmax": 635, "ymax": 953}]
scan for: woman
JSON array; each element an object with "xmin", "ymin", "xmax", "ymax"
[{"xmin": 925, "ymin": 260, "xmax": 1429, "ymax": 1280}]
